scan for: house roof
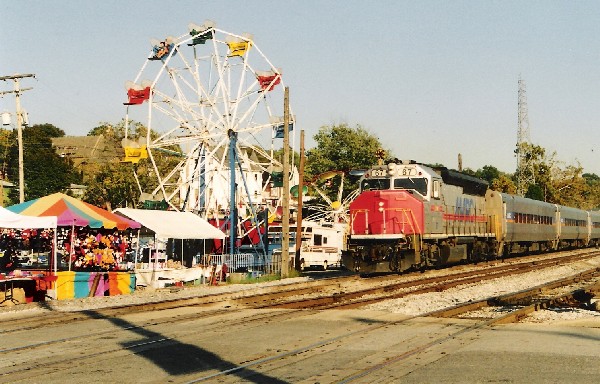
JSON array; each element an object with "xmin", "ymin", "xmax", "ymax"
[{"xmin": 51, "ymin": 135, "xmax": 123, "ymax": 166}]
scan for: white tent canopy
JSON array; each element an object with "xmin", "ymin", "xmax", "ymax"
[
  {"xmin": 0, "ymin": 206, "xmax": 59, "ymax": 276},
  {"xmin": 114, "ymin": 208, "xmax": 225, "ymax": 239},
  {"xmin": 0, "ymin": 206, "xmax": 57, "ymax": 229}
]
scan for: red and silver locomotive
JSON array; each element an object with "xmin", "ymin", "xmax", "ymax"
[{"xmin": 342, "ymin": 160, "xmax": 600, "ymax": 275}]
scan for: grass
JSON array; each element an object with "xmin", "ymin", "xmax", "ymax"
[{"xmin": 227, "ymin": 268, "xmax": 304, "ymax": 284}]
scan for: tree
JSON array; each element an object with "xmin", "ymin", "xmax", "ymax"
[
  {"xmin": 491, "ymin": 174, "xmax": 517, "ymax": 194},
  {"xmin": 475, "ymin": 165, "xmax": 501, "ymax": 185},
  {"xmin": 88, "ymin": 119, "xmax": 150, "ymax": 141},
  {"xmin": 525, "ymin": 184, "xmax": 544, "ymax": 201},
  {"xmin": 583, "ymin": 172, "xmax": 600, "ymax": 185},
  {"xmin": 511, "ymin": 143, "xmax": 599, "ymax": 208},
  {"xmin": 305, "ymin": 123, "xmax": 386, "ymax": 199},
  {"xmin": 548, "ymin": 162, "xmax": 591, "ymax": 208},
  {"xmin": 6, "ymin": 123, "xmax": 81, "ymax": 202},
  {"xmin": 582, "ymin": 173, "xmax": 600, "ymax": 210},
  {"xmin": 83, "ymin": 161, "xmax": 141, "ymax": 210},
  {"xmin": 82, "ymin": 120, "xmax": 180, "ymax": 209},
  {"xmin": 514, "ymin": 143, "xmax": 556, "ymax": 201}
]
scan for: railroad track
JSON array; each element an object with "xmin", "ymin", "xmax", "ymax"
[
  {"xmin": 1, "ymin": 249, "xmax": 597, "ymax": 332},
  {"xmin": 431, "ymin": 267, "xmax": 600, "ymax": 324},
  {"xmin": 1, "ymin": 249, "xmax": 599, "ymax": 383},
  {"xmin": 258, "ymin": 249, "xmax": 600, "ymax": 309}
]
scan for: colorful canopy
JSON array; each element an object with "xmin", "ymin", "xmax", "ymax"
[{"xmin": 7, "ymin": 193, "xmax": 141, "ymax": 230}]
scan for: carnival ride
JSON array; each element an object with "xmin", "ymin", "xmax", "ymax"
[
  {"xmin": 123, "ymin": 21, "xmax": 295, "ymax": 226},
  {"xmin": 300, "ymin": 171, "xmax": 360, "ymax": 224}
]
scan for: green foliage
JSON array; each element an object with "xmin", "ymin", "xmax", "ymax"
[
  {"xmin": 509, "ymin": 142, "xmax": 600, "ymax": 209},
  {"xmin": 305, "ymin": 123, "xmax": 385, "ymax": 200},
  {"xmin": 491, "ymin": 174, "xmax": 517, "ymax": 194},
  {"xmin": 475, "ymin": 165, "xmax": 500, "ymax": 185},
  {"xmin": 547, "ymin": 163, "xmax": 593, "ymax": 208},
  {"xmin": 83, "ymin": 161, "xmax": 140, "ymax": 210},
  {"xmin": 271, "ymin": 147, "xmax": 300, "ymax": 167},
  {"xmin": 583, "ymin": 173, "xmax": 600, "ymax": 185},
  {"xmin": 82, "ymin": 120, "xmax": 179, "ymax": 209},
  {"xmin": 88, "ymin": 119, "xmax": 151, "ymax": 141},
  {"xmin": 525, "ymin": 184, "xmax": 544, "ymax": 201},
  {"xmin": 5, "ymin": 123, "xmax": 81, "ymax": 202},
  {"xmin": 227, "ymin": 272, "xmax": 284, "ymax": 284}
]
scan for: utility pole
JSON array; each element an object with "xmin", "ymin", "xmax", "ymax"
[
  {"xmin": 281, "ymin": 87, "xmax": 290, "ymax": 278},
  {"xmin": 1, "ymin": 73, "xmax": 35, "ymax": 203},
  {"xmin": 295, "ymin": 130, "xmax": 305, "ymax": 271},
  {"xmin": 516, "ymin": 76, "xmax": 535, "ymax": 197}
]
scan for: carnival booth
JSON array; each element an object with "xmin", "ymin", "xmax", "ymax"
[
  {"xmin": 7, "ymin": 193, "xmax": 141, "ymax": 300},
  {"xmin": 0, "ymin": 207, "xmax": 58, "ymax": 304},
  {"xmin": 114, "ymin": 208, "xmax": 225, "ymax": 288}
]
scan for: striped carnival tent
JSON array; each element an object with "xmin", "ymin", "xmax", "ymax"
[{"xmin": 6, "ymin": 193, "xmax": 140, "ymax": 230}]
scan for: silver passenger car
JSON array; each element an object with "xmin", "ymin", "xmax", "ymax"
[
  {"xmin": 487, "ymin": 191, "xmax": 558, "ymax": 247},
  {"xmin": 557, "ymin": 205, "xmax": 591, "ymax": 246}
]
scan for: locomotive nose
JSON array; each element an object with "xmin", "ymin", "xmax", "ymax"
[{"xmin": 349, "ymin": 190, "xmax": 424, "ymax": 237}]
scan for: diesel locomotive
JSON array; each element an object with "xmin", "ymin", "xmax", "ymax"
[{"xmin": 342, "ymin": 160, "xmax": 600, "ymax": 274}]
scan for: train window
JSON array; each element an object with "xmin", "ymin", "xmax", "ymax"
[
  {"xmin": 362, "ymin": 179, "xmax": 390, "ymax": 191},
  {"xmin": 393, "ymin": 177, "xmax": 428, "ymax": 196}
]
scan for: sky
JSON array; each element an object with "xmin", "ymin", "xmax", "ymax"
[{"xmin": 2, "ymin": 1, "xmax": 600, "ymax": 175}]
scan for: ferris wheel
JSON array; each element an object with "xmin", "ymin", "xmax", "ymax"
[{"xmin": 124, "ymin": 21, "xmax": 294, "ymax": 218}]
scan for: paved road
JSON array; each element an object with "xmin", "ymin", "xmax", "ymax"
[{"xmin": 1, "ymin": 305, "xmax": 599, "ymax": 383}]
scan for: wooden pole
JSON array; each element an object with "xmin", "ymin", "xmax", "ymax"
[
  {"xmin": 0, "ymin": 73, "xmax": 35, "ymax": 203},
  {"xmin": 295, "ymin": 130, "xmax": 305, "ymax": 271},
  {"xmin": 281, "ymin": 87, "xmax": 290, "ymax": 277}
]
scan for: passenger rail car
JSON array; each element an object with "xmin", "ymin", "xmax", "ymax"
[{"xmin": 342, "ymin": 160, "xmax": 600, "ymax": 275}]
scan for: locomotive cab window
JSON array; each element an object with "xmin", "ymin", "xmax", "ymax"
[
  {"xmin": 362, "ymin": 179, "xmax": 390, "ymax": 191},
  {"xmin": 394, "ymin": 177, "xmax": 428, "ymax": 196}
]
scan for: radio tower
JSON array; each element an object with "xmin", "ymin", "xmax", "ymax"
[{"xmin": 516, "ymin": 76, "xmax": 535, "ymax": 196}]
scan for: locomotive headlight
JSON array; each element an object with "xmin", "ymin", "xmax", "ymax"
[
  {"xmin": 378, "ymin": 201, "xmax": 384, "ymax": 212},
  {"xmin": 387, "ymin": 163, "xmax": 396, "ymax": 175}
]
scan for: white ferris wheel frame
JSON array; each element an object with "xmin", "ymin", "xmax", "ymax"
[{"xmin": 125, "ymin": 25, "xmax": 295, "ymax": 217}]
